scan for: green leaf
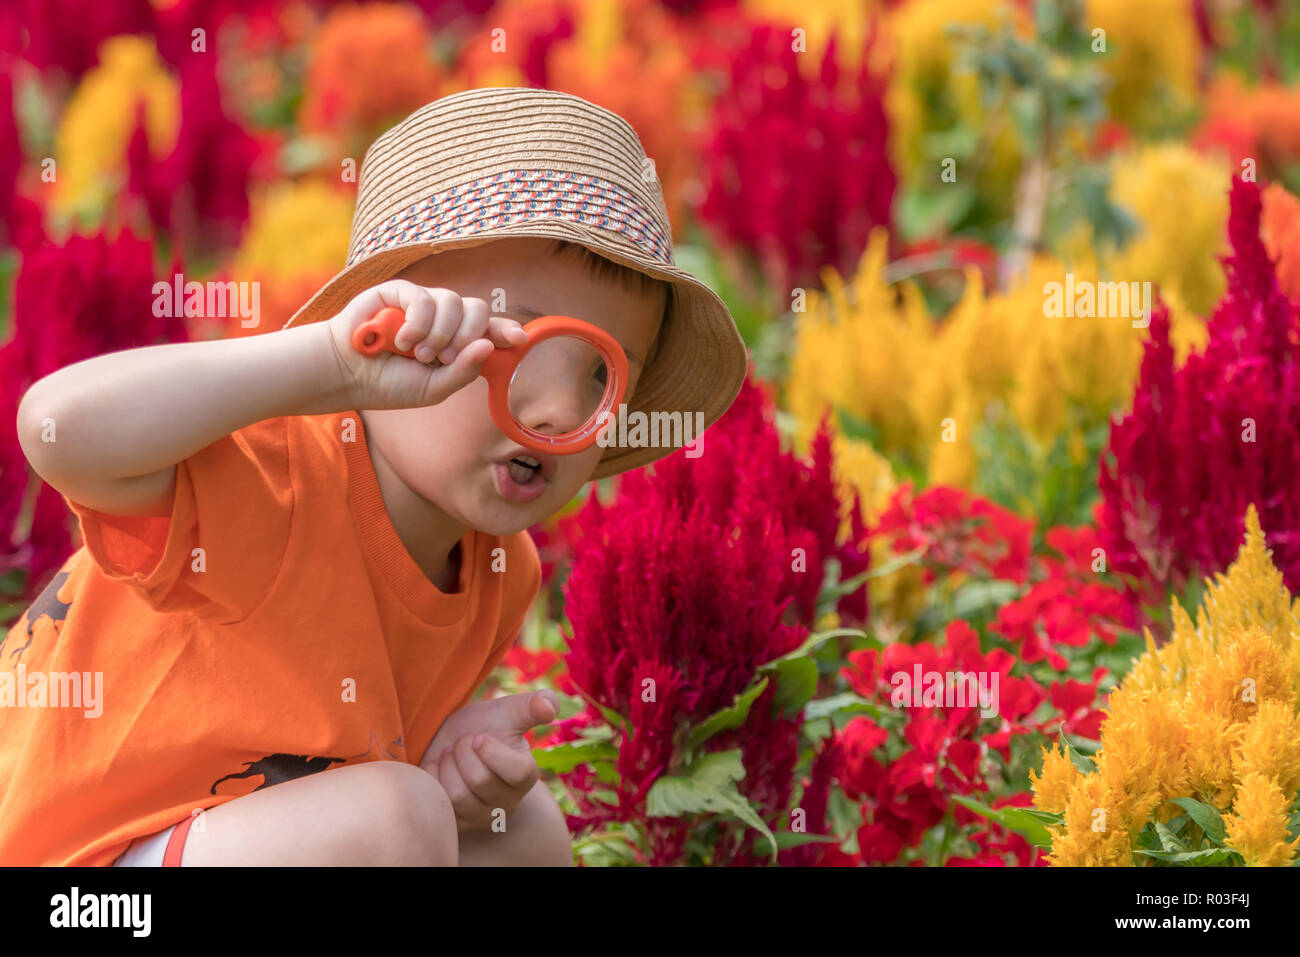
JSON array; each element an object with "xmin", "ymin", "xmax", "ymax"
[
  {"xmin": 818, "ymin": 548, "xmax": 927, "ymax": 612},
  {"xmin": 803, "ymin": 693, "xmax": 881, "ymax": 722},
  {"xmin": 914, "ymin": 580, "xmax": 1022, "ymax": 635},
  {"xmin": 1169, "ymin": 797, "xmax": 1227, "ymax": 844},
  {"xmin": 1062, "ymin": 733, "xmax": 1102, "ymax": 755},
  {"xmin": 771, "ymin": 656, "xmax": 819, "ymax": 718},
  {"xmin": 951, "ymin": 794, "xmax": 1059, "ymax": 848},
  {"xmin": 645, "ymin": 750, "xmax": 777, "ymax": 862},
  {"xmin": 684, "ymin": 676, "xmax": 770, "ymax": 752},
  {"xmin": 834, "ymin": 407, "xmax": 882, "ymax": 446},
  {"xmin": 1133, "ymin": 847, "xmax": 1240, "ymax": 866},
  {"xmin": 568, "ymin": 680, "xmax": 628, "ymax": 736},
  {"xmin": 1154, "ymin": 820, "xmax": 1189, "ymax": 854},
  {"xmin": 761, "ymin": 628, "xmax": 867, "ymax": 670},
  {"xmin": 750, "ymin": 831, "xmax": 843, "ymax": 858},
  {"xmin": 531, "ymin": 739, "xmax": 619, "ymax": 774},
  {"xmin": 593, "ymin": 760, "xmax": 621, "ymax": 787},
  {"xmin": 1059, "ymin": 726, "xmax": 1096, "ymax": 774}
]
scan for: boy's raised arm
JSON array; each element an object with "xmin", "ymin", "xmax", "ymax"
[{"xmin": 16, "ymin": 321, "xmax": 350, "ymax": 518}]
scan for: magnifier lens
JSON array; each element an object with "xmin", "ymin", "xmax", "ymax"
[{"xmin": 506, "ymin": 335, "xmax": 610, "ymax": 437}]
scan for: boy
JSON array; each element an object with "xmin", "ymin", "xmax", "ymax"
[{"xmin": 0, "ymin": 87, "xmax": 746, "ymax": 865}]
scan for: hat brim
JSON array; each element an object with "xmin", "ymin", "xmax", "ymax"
[{"xmin": 281, "ymin": 221, "xmax": 749, "ymax": 480}]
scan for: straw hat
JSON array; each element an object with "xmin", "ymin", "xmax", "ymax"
[{"xmin": 283, "ymin": 86, "xmax": 748, "ymax": 479}]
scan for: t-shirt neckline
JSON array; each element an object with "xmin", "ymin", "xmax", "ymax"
[{"xmin": 340, "ymin": 410, "xmax": 475, "ymax": 626}]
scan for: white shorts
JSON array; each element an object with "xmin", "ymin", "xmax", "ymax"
[{"xmin": 113, "ymin": 822, "xmax": 181, "ymax": 867}]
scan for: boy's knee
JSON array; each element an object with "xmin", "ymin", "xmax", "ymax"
[
  {"xmin": 364, "ymin": 760, "xmax": 458, "ymax": 866},
  {"xmin": 515, "ymin": 781, "xmax": 573, "ymax": 866}
]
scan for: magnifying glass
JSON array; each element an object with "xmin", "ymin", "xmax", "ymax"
[{"xmin": 352, "ymin": 306, "xmax": 630, "ymax": 456}]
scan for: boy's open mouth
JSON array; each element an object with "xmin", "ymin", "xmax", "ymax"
[
  {"xmin": 492, "ymin": 449, "xmax": 556, "ymax": 505},
  {"xmin": 507, "ymin": 456, "xmax": 542, "ymax": 484}
]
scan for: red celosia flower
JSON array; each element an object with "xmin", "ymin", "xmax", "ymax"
[
  {"xmin": 698, "ymin": 21, "xmax": 896, "ymax": 299},
  {"xmin": 1097, "ymin": 177, "xmax": 1300, "ymax": 596},
  {"xmin": 0, "ymin": 228, "xmax": 186, "ymax": 601},
  {"xmin": 8, "ymin": 0, "xmax": 156, "ymax": 78},
  {"xmin": 992, "ymin": 523, "xmax": 1137, "ymax": 669},
  {"xmin": 873, "ymin": 483, "xmax": 1034, "ymax": 585},
  {"xmin": 556, "ymin": 377, "xmax": 865, "ymax": 863},
  {"xmin": 127, "ymin": 52, "xmax": 257, "ymax": 257}
]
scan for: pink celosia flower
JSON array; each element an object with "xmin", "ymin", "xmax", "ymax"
[
  {"xmin": 698, "ymin": 21, "xmax": 896, "ymax": 298},
  {"xmin": 1097, "ymin": 177, "xmax": 1300, "ymax": 595},
  {"xmin": 0, "ymin": 228, "xmax": 186, "ymax": 601},
  {"xmin": 556, "ymin": 377, "xmax": 867, "ymax": 863},
  {"xmin": 127, "ymin": 52, "xmax": 257, "ymax": 257}
]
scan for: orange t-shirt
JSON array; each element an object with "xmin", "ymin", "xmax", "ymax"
[{"xmin": 0, "ymin": 409, "xmax": 540, "ymax": 866}]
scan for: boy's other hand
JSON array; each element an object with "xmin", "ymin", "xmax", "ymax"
[
  {"xmin": 422, "ymin": 691, "xmax": 560, "ymax": 833},
  {"xmin": 326, "ymin": 279, "xmax": 527, "ymax": 410}
]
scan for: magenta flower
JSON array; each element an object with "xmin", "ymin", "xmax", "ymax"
[
  {"xmin": 1097, "ymin": 177, "xmax": 1300, "ymax": 596},
  {"xmin": 698, "ymin": 21, "xmax": 895, "ymax": 297},
  {"xmin": 556, "ymin": 377, "xmax": 868, "ymax": 863},
  {"xmin": 5, "ymin": 0, "xmax": 156, "ymax": 78},
  {"xmin": 0, "ymin": 228, "xmax": 187, "ymax": 600},
  {"xmin": 127, "ymin": 52, "xmax": 257, "ymax": 258}
]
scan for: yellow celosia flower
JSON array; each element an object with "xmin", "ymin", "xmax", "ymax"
[
  {"xmin": 1234, "ymin": 699, "xmax": 1300, "ymax": 797},
  {"xmin": 232, "ymin": 180, "xmax": 353, "ymax": 283},
  {"xmin": 53, "ymin": 35, "xmax": 179, "ymax": 219},
  {"xmin": 1223, "ymin": 772, "xmax": 1300, "ymax": 867},
  {"xmin": 1047, "ymin": 772, "xmax": 1132, "ymax": 866},
  {"xmin": 1035, "ymin": 505, "xmax": 1300, "ymax": 865},
  {"xmin": 1083, "ymin": 0, "xmax": 1200, "ymax": 134},
  {"xmin": 1092, "ymin": 684, "xmax": 1189, "ymax": 832},
  {"xmin": 1103, "ymin": 143, "xmax": 1231, "ymax": 316},
  {"xmin": 786, "ymin": 228, "xmax": 932, "ymax": 460},
  {"xmin": 1180, "ymin": 702, "xmax": 1240, "ymax": 810},
  {"xmin": 1030, "ymin": 744, "xmax": 1079, "ymax": 815},
  {"xmin": 786, "ymin": 228, "xmax": 1145, "ymax": 488},
  {"xmin": 1187, "ymin": 625, "xmax": 1292, "ymax": 725},
  {"xmin": 228, "ymin": 180, "xmax": 355, "ymax": 335},
  {"xmin": 830, "ymin": 433, "xmax": 896, "ymax": 534}
]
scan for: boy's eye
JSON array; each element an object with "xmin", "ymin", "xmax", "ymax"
[{"xmin": 591, "ymin": 362, "xmax": 608, "ymax": 390}]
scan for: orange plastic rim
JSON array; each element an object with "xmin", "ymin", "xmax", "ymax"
[
  {"xmin": 350, "ymin": 308, "xmax": 629, "ymax": 455},
  {"xmin": 481, "ymin": 315, "xmax": 629, "ymax": 454}
]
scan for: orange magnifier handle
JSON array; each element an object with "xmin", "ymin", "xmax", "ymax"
[
  {"xmin": 350, "ymin": 307, "xmax": 629, "ymax": 456},
  {"xmin": 353, "ymin": 306, "xmax": 422, "ymax": 359}
]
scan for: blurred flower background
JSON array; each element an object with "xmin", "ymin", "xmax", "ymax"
[{"xmin": 4, "ymin": 0, "xmax": 1300, "ymax": 866}]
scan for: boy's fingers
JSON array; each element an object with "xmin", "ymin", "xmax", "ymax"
[
  {"xmin": 453, "ymin": 734, "xmax": 514, "ymax": 811},
  {"xmin": 529, "ymin": 690, "xmax": 560, "ymax": 727},
  {"xmin": 491, "ymin": 691, "xmax": 560, "ymax": 738},
  {"xmin": 415, "ymin": 288, "xmax": 463, "ymax": 363},
  {"xmin": 441, "ymin": 298, "xmax": 489, "ymax": 363},
  {"xmin": 473, "ymin": 734, "xmax": 540, "ymax": 792},
  {"xmin": 392, "ymin": 291, "xmax": 437, "ymax": 354},
  {"xmin": 438, "ymin": 746, "xmax": 491, "ymax": 825},
  {"xmin": 423, "ymin": 339, "xmax": 492, "ymax": 401},
  {"xmin": 485, "ymin": 315, "xmax": 528, "ymax": 348}
]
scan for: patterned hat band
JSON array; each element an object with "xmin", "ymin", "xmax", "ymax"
[{"xmin": 348, "ymin": 168, "xmax": 673, "ymax": 267}]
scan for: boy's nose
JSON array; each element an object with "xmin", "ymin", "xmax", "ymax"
[
  {"xmin": 506, "ymin": 337, "xmax": 607, "ymax": 436},
  {"xmin": 511, "ymin": 379, "xmax": 590, "ymax": 436}
]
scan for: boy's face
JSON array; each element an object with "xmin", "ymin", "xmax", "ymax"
[{"xmin": 362, "ymin": 237, "xmax": 665, "ymax": 536}]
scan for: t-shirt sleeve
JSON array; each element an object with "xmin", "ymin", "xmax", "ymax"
[{"xmin": 64, "ymin": 418, "xmax": 294, "ymax": 625}]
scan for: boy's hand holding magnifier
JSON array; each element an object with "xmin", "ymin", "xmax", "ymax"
[{"xmin": 328, "ymin": 279, "xmax": 630, "ymax": 456}]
